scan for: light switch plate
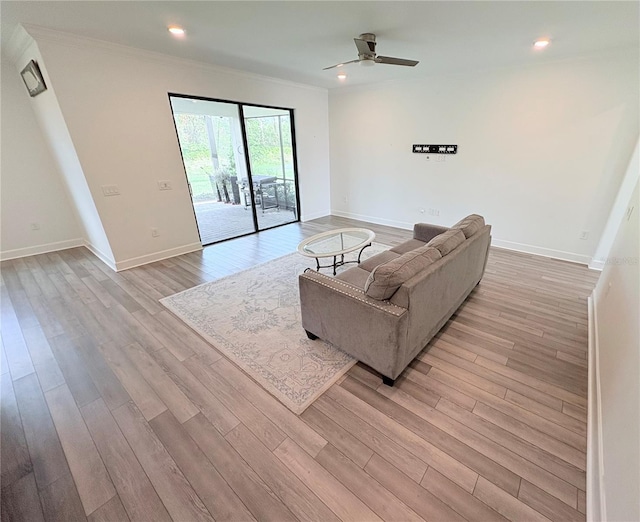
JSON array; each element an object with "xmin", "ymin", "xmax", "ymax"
[{"xmin": 101, "ymin": 185, "xmax": 120, "ymax": 196}]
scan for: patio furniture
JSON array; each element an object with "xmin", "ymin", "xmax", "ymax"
[{"xmin": 241, "ymin": 176, "xmax": 277, "ymax": 210}]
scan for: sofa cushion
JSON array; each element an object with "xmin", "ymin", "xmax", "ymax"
[
  {"xmin": 452, "ymin": 214, "xmax": 485, "ymax": 238},
  {"xmin": 336, "ymin": 266, "xmax": 371, "ymax": 288},
  {"xmin": 390, "ymin": 239, "xmax": 427, "ymax": 255},
  {"xmin": 426, "ymin": 229, "xmax": 465, "ymax": 256},
  {"xmin": 359, "ymin": 250, "xmax": 401, "ymax": 272},
  {"xmin": 364, "ymin": 247, "xmax": 442, "ymax": 300}
]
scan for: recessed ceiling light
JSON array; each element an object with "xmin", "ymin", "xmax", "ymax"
[
  {"xmin": 168, "ymin": 26, "xmax": 186, "ymax": 37},
  {"xmin": 533, "ymin": 38, "xmax": 550, "ymax": 49},
  {"xmin": 337, "ymin": 73, "xmax": 347, "ymax": 80}
]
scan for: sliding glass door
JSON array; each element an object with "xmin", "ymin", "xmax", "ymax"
[
  {"xmin": 243, "ymin": 106, "xmax": 298, "ymax": 230},
  {"xmin": 169, "ymin": 95, "xmax": 300, "ymax": 245}
]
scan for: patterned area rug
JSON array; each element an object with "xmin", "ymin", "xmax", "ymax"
[{"xmin": 160, "ymin": 243, "xmax": 389, "ymax": 414}]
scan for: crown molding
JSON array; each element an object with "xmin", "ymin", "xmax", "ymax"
[
  {"xmin": 19, "ymin": 24, "xmax": 327, "ymax": 94},
  {"xmin": 4, "ymin": 24, "xmax": 36, "ymax": 64}
]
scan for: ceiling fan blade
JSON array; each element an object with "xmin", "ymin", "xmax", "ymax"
[
  {"xmin": 323, "ymin": 59, "xmax": 360, "ymax": 70},
  {"xmin": 376, "ymin": 56, "xmax": 419, "ymax": 67},
  {"xmin": 354, "ymin": 38, "xmax": 375, "ymax": 56}
]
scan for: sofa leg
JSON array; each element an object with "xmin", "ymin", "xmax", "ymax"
[
  {"xmin": 382, "ymin": 376, "xmax": 395, "ymax": 387},
  {"xmin": 305, "ymin": 330, "xmax": 318, "ymax": 340}
]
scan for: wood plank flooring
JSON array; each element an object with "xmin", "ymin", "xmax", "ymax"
[{"xmin": 0, "ymin": 216, "xmax": 598, "ymax": 521}]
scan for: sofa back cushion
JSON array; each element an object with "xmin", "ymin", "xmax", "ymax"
[
  {"xmin": 364, "ymin": 246, "xmax": 442, "ymax": 300},
  {"xmin": 452, "ymin": 214, "xmax": 485, "ymax": 238},
  {"xmin": 426, "ymin": 229, "xmax": 465, "ymax": 256}
]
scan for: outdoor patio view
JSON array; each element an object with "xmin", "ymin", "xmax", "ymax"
[{"xmin": 170, "ymin": 96, "xmax": 299, "ymax": 244}]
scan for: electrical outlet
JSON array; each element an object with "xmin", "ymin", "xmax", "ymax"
[
  {"xmin": 343, "ymin": 196, "xmax": 348, "ymax": 204},
  {"xmin": 101, "ymin": 185, "xmax": 120, "ymax": 196},
  {"xmin": 579, "ymin": 231, "xmax": 589, "ymax": 240},
  {"xmin": 151, "ymin": 228, "xmax": 159, "ymax": 238},
  {"xmin": 30, "ymin": 223, "xmax": 40, "ymax": 231},
  {"xmin": 158, "ymin": 180, "xmax": 172, "ymax": 191},
  {"xmin": 428, "ymin": 208, "xmax": 440, "ymax": 217}
]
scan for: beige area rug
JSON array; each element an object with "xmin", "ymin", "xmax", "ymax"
[{"xmin": 160, "ymin": 243, "xmax": 389, "ymax": 414}]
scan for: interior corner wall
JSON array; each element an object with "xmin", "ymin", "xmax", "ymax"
[
  {"xmin": 329, "ymin": 50, "xmax": 639, "ymax": 264},
  {"xmin": 10, "ymin": 40, "xmax": 115, "ymax": 266},
  {"xmin": 1, "ymin": 56, "xmax": 83, "ymax": 260},
  {"xmin": 591, "ymin": 137, "xmax": 640, "ymax": 270},
  {"xmin": 29, "ymin": 31, "xmax": 331, "ymax": 270},
  {"xmin": 591, "ymin": 179, "xmax": 639, "ymax": 522}
]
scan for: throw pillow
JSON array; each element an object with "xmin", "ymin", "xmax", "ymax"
[
  {"xmin": 364, "ymin": 247, "xmax": 442, "ymax": 300},
  {"xmin": 426, "ymin": 229, "xmax": 465, "ymax": 256},
  {"xmin": 452, "ymin": 214, "xmax": 485, "ymax": 238}
]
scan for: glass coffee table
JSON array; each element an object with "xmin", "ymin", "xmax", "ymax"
[{"xmin": 297, "ymin": 228, "xmax": 376, "ymax": 275}]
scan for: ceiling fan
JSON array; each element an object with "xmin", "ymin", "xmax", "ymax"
[{"xmin": 324, "ymin": 33, "xmax": 419, "ymax": 70}]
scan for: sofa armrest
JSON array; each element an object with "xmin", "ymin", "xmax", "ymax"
[
  {"xmin": 298, "ymin": 270, "xmax": 409, "ymax": 378},
  {"xmin": 299, "ymin": 270, "xmax": 407, "ymax": 317},
  {"xmin": 413, "ymin": 223, "xmax": 450, "ymax": 243}
]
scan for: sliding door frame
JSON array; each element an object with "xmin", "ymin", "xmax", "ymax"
[{"xmin": 168, "ymin": 92, "xmax": 302, "ymax": 245}]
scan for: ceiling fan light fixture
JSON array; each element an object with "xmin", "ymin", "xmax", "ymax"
[
  {"xmin": 337, "ymin": 73, "xmax": 347, "ymax": 80},
  {"xmin": 360, "ymin": 59, "xmax": 375, "ymax": 67}
]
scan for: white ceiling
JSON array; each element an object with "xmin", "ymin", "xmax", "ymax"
[{"xmin": 2, "ymin": 1, "xmax": 638, "ymax": 89}]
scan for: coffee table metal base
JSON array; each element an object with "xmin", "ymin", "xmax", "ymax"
[
  {"xmin": 313, "ymin": 243, "xmax": 372, "ymax": 276},
  {"xmin": 297, "ymin": 227, "xmax": 376, "ymax": 276}
]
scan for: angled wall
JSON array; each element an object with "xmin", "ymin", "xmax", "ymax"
[
  {"xmin": 6, "ymin": 27, "xmax": 115, "ymax": 266},
  {"xmin": 0, "ymin": 55, "xmax": 82, "ymax": 260},
  {"xmin": 591, "ymin": 138, "xmax": 639, "ymax": 269},
  {"xmin": 590, "ymin": 175, "xmax": 639, "ymax": 521}
]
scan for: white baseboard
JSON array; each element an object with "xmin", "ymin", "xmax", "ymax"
[
  {"xmin": 491, "ymin": 238, "xmax": 592, "ymax": 266},
  {"xmin": 83, "ymin": 241, "xmax": 118, "ymax": 271},
  {"xmin": 587, "ymin": 295, "xmax": 606, "ymax": 521},
  {"xmin": 330, "ymin": 209, "xmax": 414, "ymax": 230},
  {"xmin": 588, "ymin": 259, "xmax": 606, "ymax": 271},
  {"xmin": 0, "ymin": 237, "xmax": 201, "ymax": 273},
  {"xmin": 329, "ymin": 212, "xmax": 593, "ymax": 266},
  {"xmin": 300, "ymin": 209, "xmax": 332, "ymax": 222},
  {"xmin": 0, "ymin": 238, "xmax": 84, "ymax": 261},
  {"xmin": 114, "ymin": 242, "xmax": 203, "ymax": 271}
]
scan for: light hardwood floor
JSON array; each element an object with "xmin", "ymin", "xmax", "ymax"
[{"xmin": 0, "ymin": 216, "xmax": 598, "ymax": 521}]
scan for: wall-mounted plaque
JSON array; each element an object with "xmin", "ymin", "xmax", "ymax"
[
  {"xmin": 413, "ymin": 145, "xmax": 457, "ymax": 154},
  {"xmin": 20, "ymin": 60, "xmax": 47, "ymax": 97}
]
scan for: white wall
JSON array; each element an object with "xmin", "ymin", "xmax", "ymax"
[
  {"xmin": 590, "ymin": 177, "xmax": 639, "ymax": 521},
  {"xmin": 24, "ymin": 26, "xmax": 331, "ymax": 270},
  {"xmin": 8, "ymin": 32, "xmax": 115, "ymax": 266},
  {"xmin": 329, "ymin": 49, "xmax": 639, "ymax": 264},
  {"xmin": 0, "ymin": 55, "xmax": 83, "ymax": 260}
]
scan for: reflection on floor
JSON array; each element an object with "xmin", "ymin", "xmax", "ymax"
[{"xmin": 194, "ymin": 200, "xmax": 297, "ymax": 244}]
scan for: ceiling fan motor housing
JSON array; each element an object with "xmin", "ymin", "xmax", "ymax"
[{"xmin": 358, "ymin": 33, "xmax": 377, "ymax": 59}]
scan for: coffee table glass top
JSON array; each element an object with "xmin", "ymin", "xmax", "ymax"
[{"xmin": 297, "ymin": 228, "xmax": 376, "ymax": 258}]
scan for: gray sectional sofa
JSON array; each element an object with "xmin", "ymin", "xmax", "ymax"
[{"xmin": 298, "ymin": 214, "xmax": 491, "ymax": 385}]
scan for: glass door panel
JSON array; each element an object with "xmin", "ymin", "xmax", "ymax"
[
  {"xmin": 170, "ymin": 97, "xmax": 257, "ymax": 244},
  {"xmin": 243, "ymin": 106, "xmax": 299, "ymax": 230}
]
